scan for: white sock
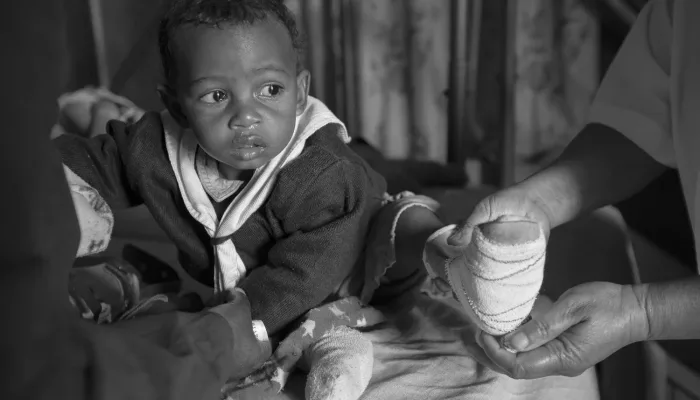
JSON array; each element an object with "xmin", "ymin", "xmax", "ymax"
[
  {"xmin": 424, "ymin": 222, "xmax": 546, "ymax": 336},
  {"xmin": 304, "ymin": 326, "xmax": 373, "ymax": 400}
]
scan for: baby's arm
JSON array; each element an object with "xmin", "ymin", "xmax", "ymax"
[
  {"xmin": 53, "ymin": 119, "xmax": 146, "ymax": 256},
  {"xmin": 237, "ymin": 158, "xmax": 386, "ymax": 336}
]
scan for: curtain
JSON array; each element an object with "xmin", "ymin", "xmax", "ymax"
[
  {"xmin": 292, "ymin": 0, "xmax": 598, "ymax": 171},
  {"xmin": 290, "ymin": 0, "xmax": 452, "ymax": 163},
  {"xmin": 513, "ymin": 0, "xmax": 599, "ymax": 161}
]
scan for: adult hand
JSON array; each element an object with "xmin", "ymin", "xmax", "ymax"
[
  {"xmin": 113, "ymin": 288, "xmax": 270, "ymax": 382},
  {"xmin": 467, "ymin": 282, "xmax": 649, "ymax": 379},
  {"xmin": 447, "ymin": 186, "xmax": 553, "ymax": 247}
]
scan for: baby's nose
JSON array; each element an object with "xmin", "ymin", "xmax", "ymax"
[{"xmin": 230, "ymin": 104, "xmax": 262, "ymax": 129}]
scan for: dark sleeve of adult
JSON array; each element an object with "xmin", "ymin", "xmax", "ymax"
[{"xmin": 0, "ymin": 2, "xmax": 268, "ymax": 400}]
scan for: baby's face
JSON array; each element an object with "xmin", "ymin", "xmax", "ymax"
[{"xmin": 168, "ymin": 19, "xmax": 307, "ymax": 175}]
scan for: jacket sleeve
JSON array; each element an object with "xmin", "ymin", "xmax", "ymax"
[
  {"xmin": 238, "ymin": 158, "xmax": 386, "ymax": 334},
  {"xmin": 53, "ymin": 119, "xmax": 150, "ymax": 256},
  {"xmin": 53, "ymin": 119, "xmax": 144, "ymax": 210}
]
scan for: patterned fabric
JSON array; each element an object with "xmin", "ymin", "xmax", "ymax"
[
  {"xmin": 230, "ymin": 297, "xmax": 386, "ymax": 395},
  {"xmin": 63, "ymin": 166, "xmax": 114, "ymax": 258}
]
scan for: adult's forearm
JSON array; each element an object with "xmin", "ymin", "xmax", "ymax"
[
  {"xmin": 515, "ymin": 123, "xmax": 667, "ymax": 229},
  {"xmin": 634, "ymin": 276, "xmax": 700, "ymax": 341}
]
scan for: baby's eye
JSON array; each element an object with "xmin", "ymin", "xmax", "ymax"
[
  {"xmin": 260, "ymin": 84, "xmax": 284, "ymax": 98},
  {"xmin": 200, "ymin": 90, "xmax": 228, "ymax": 104}
]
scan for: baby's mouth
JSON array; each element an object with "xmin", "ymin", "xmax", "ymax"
[
  {"xmin": 232, "ymin": 134, "xmax": 266, "ymax": 149},
  {"xmin": 230, "ymin": 134, "xmax": 267, "ymax": 161}
]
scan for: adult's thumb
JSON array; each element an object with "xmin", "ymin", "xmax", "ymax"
[
  {"xmin": 446, "ymin": 223, "xmax": 473, "ymax": 247},
  {"xmin": 501, "ymin": 299, "xmax": 581, "ymax": 353},
  {"xmin": 447, "ymin": 195, "xmax": 498, "ymax": 246}
]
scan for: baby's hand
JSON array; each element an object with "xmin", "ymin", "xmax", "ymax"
[{"xmin": 56, "ymin": 87, "xmax": 145, "ymax": 137}]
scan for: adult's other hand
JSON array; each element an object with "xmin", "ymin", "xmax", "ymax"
[{"xmin": 469, "ymin": 282, "xmax": 648, "ymax": 379}]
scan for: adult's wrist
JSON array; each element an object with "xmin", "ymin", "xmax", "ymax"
[
  {"xmin": 515, "ymin": 160, "xmax": 589, "ymax": 231},
  {"xmin": 627, "ymin": 283, "xmax": 652, "ymax": 343},
  {"xmin": 504, "ymin": 180, "xmax": 558, "ymax": 233}
]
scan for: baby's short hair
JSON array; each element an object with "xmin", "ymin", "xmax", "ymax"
[{"xmin": 158, "ymin": 0, "xmax": 302, "ymax": 86}]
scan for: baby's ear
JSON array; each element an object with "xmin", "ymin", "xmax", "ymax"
[
  {"xmin": 295, "ymin": 69, "xmax": 310, "ymax": 116},
  {"xmin": 157, "ymin": 84, "xmax": 189, "ymax": 128}
]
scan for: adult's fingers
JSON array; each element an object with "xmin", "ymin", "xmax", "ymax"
[
  {"xmin": 481, "ymin": 330, "xmax": 578, "ymax": 379},
  {"xmin": 501, "ymin": 296, "xmax": 584, "ymax": 353},
  {"xmin": 512, "ymin": 342, "xmax": 587, "ymax": 379},
  {"xmin": 464, "ymin": 341, "xmax": 509, "ymax": 376},
  {"xmin": 477, "ymin": 332, "xmax": 520, "ymax": 376},
  {"xmin": 447, "ymin": 196, "xmax": 495, "ymax": 247}
]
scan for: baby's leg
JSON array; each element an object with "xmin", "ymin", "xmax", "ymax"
[
  {"xmin": 304, "ymin": 326, "xmax": 373, "ymax": 400},
  {"xmin": 365, "ymin": 193, "xmax": 444, "ymax": 307},
  {"xmin": 384, "ymin": 205, "xmax": 445, "ymax": 297}
]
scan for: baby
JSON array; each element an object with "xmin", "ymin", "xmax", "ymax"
[{"xmin": 55, "ymin": 0, "xmax": 395, "ymax": 398}]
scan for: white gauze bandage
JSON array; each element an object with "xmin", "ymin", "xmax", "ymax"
[
  {"xmin": 425, "ymin": 221, "xmax": 546, "ymax": 336},
  {"xmin": 304, "ymin": 326, "xmax": 373, "ymax": 400}
]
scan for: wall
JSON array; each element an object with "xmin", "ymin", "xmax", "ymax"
[{"xmin": 99, "ymin": 0, "xmax": 166, "ymax": 111}]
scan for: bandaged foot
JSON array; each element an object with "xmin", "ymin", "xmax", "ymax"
[
  {"xmin": 423, "ymin": 221, "xmax": 546, "ymax": 336},
  {"xmin": 304, "ymin": 326, "xmax": 373, "ymax": 400}
]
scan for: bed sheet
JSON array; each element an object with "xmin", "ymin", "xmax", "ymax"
[{"xmin": 232, "ymin": 290, "xmax": 598, "ymax": 400}]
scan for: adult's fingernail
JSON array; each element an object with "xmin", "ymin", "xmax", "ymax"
[{"xmin": 506, "ymin": 332, "xmax": 529, "ymax": 352}]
